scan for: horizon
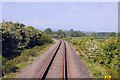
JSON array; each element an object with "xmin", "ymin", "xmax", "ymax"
[
  {"xmin": 2, "ymin": 2, "xmax": 118, "ymax": 32},
  {"xmin": 1, "ymin": 20, "xmax": 119, "ymax": 33}
]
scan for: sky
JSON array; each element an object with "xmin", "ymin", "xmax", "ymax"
[
  {"xmin": 1, "ymin": 2, "xmax": 118, "ymax": 32},
  {"xmin": 1, "ymin": 0, "xmax": 119, "ymax": 2}
]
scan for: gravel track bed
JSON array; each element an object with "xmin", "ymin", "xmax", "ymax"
[
  {"xmin": 16, "ymin": 40, "xmax": 91, "ymax": 78},
  {"xmin": 17, "ymin": 40, "xmax": 60, "ymax": 78},
  {"xmin": 46, "ymin": 41, "xmax": 65, "ymax": 78},
  {"xmin": 66, "ymin": 41, "xmax": 91, "ymax": 78}
]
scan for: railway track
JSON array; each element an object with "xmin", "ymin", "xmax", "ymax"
[
  {"xmin": 17, "ymin": 39, "xmax": 91, "ymax": 78},
  {"xmin": 38, "ymin": 40, "xmax": 67, "ymax": 80}
]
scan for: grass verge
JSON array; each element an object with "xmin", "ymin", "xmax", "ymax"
[
  {"xmin": 70, "ymin": 43, "xmax": 109, "ymax": 78},
  {"xmin": 2, "ymin": 43, "xmax": 51, "ymax": 78}
]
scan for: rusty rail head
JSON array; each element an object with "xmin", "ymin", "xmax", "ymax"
[
  {"xmin": 39, "ymin": 40, "xmax": 62, "ymax": 80},
  {"xmin": 63, "ymin": 41, "xmax": 67, "ymax": 80}
]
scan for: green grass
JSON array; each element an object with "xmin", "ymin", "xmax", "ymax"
[
  {"xmin": 2, "ymin": 43, "xmax": 51, "ymax": 78},
  {"xmin": 80, "ymin": 56, "xmax": 104, "ymax": 78}
]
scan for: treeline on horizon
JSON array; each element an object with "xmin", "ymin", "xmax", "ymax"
[
  {"xmin": 0, "ymin": 21, "xmax": 119, "ymax": 60},
  {"xmin": 44, "ymin": 28, "xmax": 120, "ymax": 38}
]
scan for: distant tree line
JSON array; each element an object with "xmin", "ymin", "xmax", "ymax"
[
  {"xmin": 1, "ymin": 21, "xmax": 52, "ymax": 59},
  {"xmin": 44, "ymin": 28, "xmax": 86, "ymax": 38},
  {"xmin": 91, "ymin": 32, "xmax": 118, "ymax": 38},
  {"xmin": 44, "ymin": 28, "xmax": 119, "ymax": 38}
]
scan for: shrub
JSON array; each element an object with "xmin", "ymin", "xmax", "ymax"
[{"xmin": 2, "ymin": 63, "xmax": 18, "ymax": 74}]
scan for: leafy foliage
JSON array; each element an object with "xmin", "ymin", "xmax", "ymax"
[
  {"xmin": 1, "ymin": 21, "xmax": 52, "ymax": 59},
  {"xmin": 1, "ymin": 21, "xmax": 52, "ymax": 75},
  {"xmin": 66, "ymin": 37, "xmax": 120, "ymax": 78}
]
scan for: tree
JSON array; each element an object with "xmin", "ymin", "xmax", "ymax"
[
  {"xmin": 44, "ymin": 28, "xmax": 52, "ymax": 35},
  {"xmin": 55, "ymin": 29, "xmax": 65, "ymax": 38},
  {"xmin": 66, "ymin": 29, "xmax": 85, "ymax": 37},
  {"xmin": 110, "ymin": 32, "xmax": 116, "ymax": 37}
]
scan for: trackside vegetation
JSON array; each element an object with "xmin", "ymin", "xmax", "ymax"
[
  {"xmin": 66, "ymin": 37, "xmax": 120, "ymax": 78},
  {"xmin": 1, "ymin": 21, "xmax": 52, "ymax": 77},
  {"xmin": 1, "ymin": 21, "xmax": 120, "ymax": 78}
]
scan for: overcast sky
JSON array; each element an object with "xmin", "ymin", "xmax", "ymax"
[{"xmin": 2, "ymin": 2, "xmax": 118, "ymax": 32}]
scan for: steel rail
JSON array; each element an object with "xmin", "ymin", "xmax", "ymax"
[
  {"xmin": 40, "ymin": 40, "xmax": 62, "ymax": 80},
  {"xmin": 63, "ymin": 41, "xmax": 67, "ymax": 80}
]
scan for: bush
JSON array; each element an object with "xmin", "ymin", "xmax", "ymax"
[
  {"xmin": 67, "ymin": 37, "xmax": 119, "ymax": 78},
  {"xmin": 2, "ymin": 63, "xmax": 18, "ymax": 74},
  {"xmin": 2, "ymin": 21, "xmax": 52, "ymax": 59},
  {"xmin": 1, "ymin": 21, "xmax": 52, "ymax": 77}
]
